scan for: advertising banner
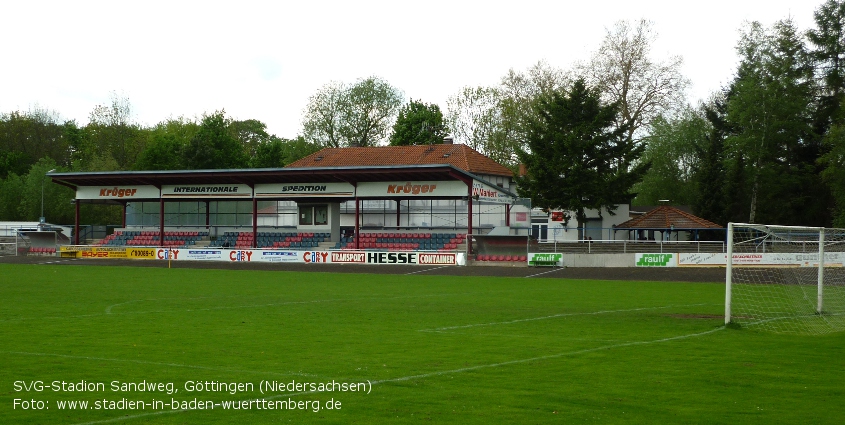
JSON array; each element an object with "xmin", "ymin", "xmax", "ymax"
[
  {"xmin": 77, "ymin": 185, "xmax": 160, "ymax": 200},
  {"xmin": 126, "ymin": 248, "xmax": 157, "ymax": 259},
  {"xmin": 677, "ymin": 252, "xmax": 845, "ymax": 267},
  {"xmin": 331, "ymin": 251, "xmax": 366, "ymax": 264},
  {"xmin": 356, "ymin": 181, "xmax": 466, "ymax": 198},
  {"xmin": 73, "ymin": 246, "xmax": 128, "ymax": 259},
  {"xmin": 472, "ymin": 180, "xmax": 515, "ymax": 204},
  {"xmin": 527, "ymin": 253, "xmax": 563, "ymax": 267},
  {"xmin": 161, "ymin": 184, "xmax": 252, "ymax": 199},
  {"xmin": 257, "ymin": 250, "xmax": 303, "ymax": 263},
  {"xmin": 255, "ymin": 183, "xmax": 355, "ymax": 198},
  {"xmin": 181, "ymin": 249, "xmax": 225, "ymax": 261},
  {"xmin": 364, "ymin": 251, "xmax": 464, "ymax": 265},
  {"xmin": 59, "ymin": 246, "xmax": 466, "ymax": 265},
  {"xmin": 634, "ymin": 253, "xmax": 677, "ymax": 267}
]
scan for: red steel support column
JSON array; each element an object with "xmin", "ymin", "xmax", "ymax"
[
  {"xmin": 467, "ymin": 189, "xmax": 473, "ymax": 255},
  {"xmin": 252, "ymin": 196, "xmax": 258, "ymax": 249},
  {"xmin": 505, "ymin": 204, "xmax": 511, "ymax": 226},
  {"xmin": 354, "ymin": 198, "xmax": 360, "ymax": 250},
  {"xmin": 159, "ymin": 198, "xmax": 165, "ymax": 247},
  {"xmin": 396, "ymin": 200, "xmax": 401, "ymax": 230},
  {"xmin": 74, "ymin": 201, "xmax": 80, "ymax": 245}
]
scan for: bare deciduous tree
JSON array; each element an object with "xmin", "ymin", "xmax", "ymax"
[{"xmin": 581, "ymin": 19, "xmax": 689, "ymax": 143}]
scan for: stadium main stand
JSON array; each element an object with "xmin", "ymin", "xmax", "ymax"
[{"xmin": 91, "ymin": 230, "xmax": 468, "ymax": 252}]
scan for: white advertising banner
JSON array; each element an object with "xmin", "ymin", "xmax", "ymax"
[
  {"xmin": 161, "ymin": 184, "xmax": 252, "ymax": 198},
  {"xmin": 180, "ymin": 249, "xmax": 225, "ymax": 261},
  {"xmin": 77, "ymin": 185, "xmax": 160, "ymax": 200},
  {"xmin": 256, "ymin": 250, "xmax": 302, "ymax": 262},
  {"xmin": 678, "ymin": 252, "xmax": 845, "ymax": 267},
  {"xmin": 356, "ymin": 181, "xmax": 466, "ymax": 198},
  {"xmin": 139, "ymin": 248, "xmax": 466, "ymax": 265},
  {"xmin": 255, "ymin": 182, "xmax": 355, "ymax": 198},
  {"xmin": 472, "ymin": 180, "xmax": 514, "ymax": 204}
]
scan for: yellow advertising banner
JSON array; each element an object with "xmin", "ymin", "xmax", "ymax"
[
  {"xmin": 62, "ymin": 246, "xmax": 129, "ymax": 259},
  {"xmin": 126, "ymin": 248, "xmax": 157, "ymax": 259}
]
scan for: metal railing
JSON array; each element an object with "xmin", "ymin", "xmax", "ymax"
[{"xmin": 535, "ymin": 239, "xmax": 726, "ymax": 254}]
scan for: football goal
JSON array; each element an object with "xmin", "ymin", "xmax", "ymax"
[{"xmin": 725, "ymin": 223, "xmax": 845, "ymax": 334}]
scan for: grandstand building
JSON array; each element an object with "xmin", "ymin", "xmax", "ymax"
[{"xmin": 49, "ymin": 143, "xmax": 526, "ymax": 252}]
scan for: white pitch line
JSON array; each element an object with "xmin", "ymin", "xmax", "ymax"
[
  {"xmin": 65, "ymin": 326, "xmax": 724, "ymax": 425},
  {"xmin": 381, "ymin": 326, "xmax": 725, "ymax": 383},
  {"xmin": 420, "ymin": 303, "xmax": 710, "ymax": 332},
  {"xmin": 405, "ymin": 266, "xmax": 450, "ymax": 275},
  {"xmin": 525, "ymin": 268, "xmax": 563, "ymax": 278}
]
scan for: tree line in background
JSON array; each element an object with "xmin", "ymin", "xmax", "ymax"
[{"xmin": 2, "ymin": 0, "xmax": 845, "ymax": 230}]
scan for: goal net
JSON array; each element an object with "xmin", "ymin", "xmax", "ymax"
[{"xmin": 726, "ymin": 223, "xmax": 845, "ymax": 334}]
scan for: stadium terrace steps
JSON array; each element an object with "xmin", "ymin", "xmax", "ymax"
[
  {"xmin": 208, "ymin": 231, "xmax": 331, "ymax": 250},
  {"xmin": 91, "ymin": 231, "xmax": 471, "ymax": 253},
  {"xmin": 93, "ymin": 230, "xmax": 208, "ymax": 248}
]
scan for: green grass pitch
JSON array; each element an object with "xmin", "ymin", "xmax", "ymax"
[{"xmin": 1, "ymin": 263, "xmax": 844, "ymax": 424}]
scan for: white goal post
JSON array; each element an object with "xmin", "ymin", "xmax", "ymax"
[{"xmin": 725, "ymin": 222, "xmax": 845, "ymax": 334}]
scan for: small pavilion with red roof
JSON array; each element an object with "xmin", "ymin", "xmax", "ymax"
[{"xmin": 613, "ymin": 205, "xmax": 723, "ymax": 241}]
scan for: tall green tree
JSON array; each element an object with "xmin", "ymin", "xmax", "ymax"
[
  {"xmin": 183, "ymin": 111, "xmax": 247, "ymax": 169},
  {"xmin": 134, "ymin": 118, "xmax": 198, "ymax": 170},
  {"xmin": 633, "ymin": 108, "xmax": 710, "ymax": 206},
  {"xmin": 249, "ymin": 136, "xmax": 321, "ymax": 168},
  {"xmin": 820, "ymin": 119, "xmax": 845, "ymax": 226},
  {"xmin": 445, "ymin": 62, "xmax": 570, "ymax": 168},
  {"xmin": 516, "ymin": 79, "xmax": 649, "ymax": 236},
  {"xmin": 17, "ymin": 158, "xmax": 75, "ymax": 223},
  {"xmin": 808, "ymin": 0, "xmax": 845, "ymax": 132},
  {"xmin": 445, "ymin": 86, "xmax": 501, "ymax": 153},
  {"xmin": 726, "ymin": 19, "xmax": 822, "ymax": 225},
  {"xmin": 693, "ymin": 94, "xmax": 731, "ymax": 226},
  {"xmin": 83, "ymin": 93, "xmax": 144, "ymax": 169},
  {"xmin": 135, "ymin": 133, "xmax": 184, "ymax": 170},
  {"xmin": 389, "ymin": 100, "xmax": 447, "ymax": 146},
  {"xmin": 0, "ymin": 108, "xmax": 72, "ymax": 172},
  {"xmin": 229, "ymin": 119, "xmax": 271, "ymax": 157},
  {"xmin": 302, "ymin": 76, "xmax": 404, "ymax": 147},
  {"xmin": 0, "ymin": 172, "xmax": 25, "ymax": 220}
]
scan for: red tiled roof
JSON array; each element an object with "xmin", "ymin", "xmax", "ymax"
[
  {"xmin": 285, "ymin": 144, "xmax": 513, "ymax": 177},
  {"xmin": 615, "ymin": 206, "xmax": 723, "ymax": 229}
]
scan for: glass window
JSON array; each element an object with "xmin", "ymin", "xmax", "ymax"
[
  {"xmin": 299, "ymin": 206, "xmax": 313, "ymax": 226},
  {"xmin": 314, "ymin": 205, "xmax": 328, "ymax": 225}
]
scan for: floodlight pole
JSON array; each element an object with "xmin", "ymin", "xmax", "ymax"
[{"xmin": 41, "ymin": 168, "xmax": 56, "ymax": 222}]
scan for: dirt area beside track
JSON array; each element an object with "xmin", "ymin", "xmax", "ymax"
[{"xmin": 0, "ymin": 255, "xmax": 726, "ymax": 283}]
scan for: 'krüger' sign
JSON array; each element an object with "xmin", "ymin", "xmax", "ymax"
[{"xmin": 76, "ymin": 185, "xmax": 159, "ymax": 200}]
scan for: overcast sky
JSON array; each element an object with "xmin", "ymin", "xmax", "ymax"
[{"xmin": 0, "ymin": 0, "xmax": 823, "ymax": 139}]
